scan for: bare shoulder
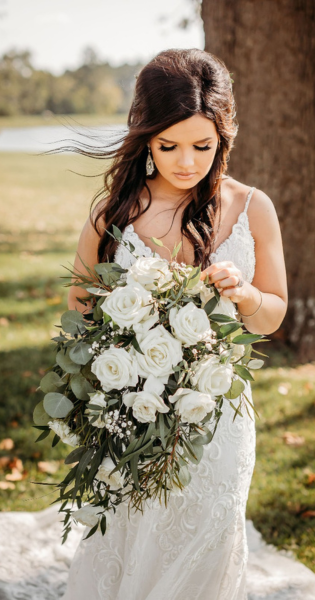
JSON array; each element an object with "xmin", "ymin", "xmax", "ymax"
[{"xmin": 222, "ymin": 176, "xmax": 279, "ymax": 242}]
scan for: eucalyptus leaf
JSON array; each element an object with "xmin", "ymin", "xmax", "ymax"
[
  {"xmin": 178, "ymin": 465, "xmax": 191, "ymax": 486},
  {"xmin": 224, "ymin": 378, "xmax": 245, "ymax": 400},
  {"xmin": 191, "ymin": 428, "xmax": 213, "ymax": 445},
  {"xmin": 61, "ymin": 310, "xmax": 86, "ymax": 335},
  {"xmin": 203, "ymin": 295, "xmax": 218, "ymax": 315},
  {"xmin": 71, "ymin": 374, "xmax": 94, "ymax": 400},
  {"xmin": 69, "ymin": 343, "xmax": 92, "ymax": 365},
  {"xmin": 220, "ymin": 322, "xmax": 243, "ymax": 337},
  {"xmin": 232, "ymin": 333, "xmax": 264, "ymax": 344},
  {"xmin": 234, "ymin": 364, "xmax": 254, "ymax": 382},
  {"xmin": 93, "ymin": 297, "xmax": 105, "ymax": 321},
  {"xmin": 94, "ymin": 263, "xmax": 122, "ymax": 287},
  {"xmin": 40, "ymin": 372, "xmax": 63, "ymax": 393},
  {"xmin": 64, "ymin": 446, "xmax": 86, "ymax": 465},
  {"xmin": 112, "ymin": 224, "xmax": 122, "ymax": 240},
  {"xmin": 56, "ymin": 349, "xmax": 81, "ymax": 374},
  {"xmin": 150, "ymin": 237, "xmax": 164, "ymax": 247},
  {"xmin": 43, "ymin": 392, "xmax": 74, "ymax": 418},
  {"xmin": 210, "ymin": 313, "xmax": 236, "ymax": 323},
  {"xmin": 247, "ymin": 359, "xmax": 264, "ymax": 369},
  {"xmin": 33, "ymin": 400, "xmax": 50, "ymax": 426},
  {"xmin": 171, "ymin": 241, "xmax": 182, "ymax": 258}
]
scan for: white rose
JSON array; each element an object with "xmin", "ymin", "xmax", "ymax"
[
  {"xmin": 91, "ymin": 347, "xmax": 138, "ymax": 392},
  {"xmin": 72, "ymin": 504, "xmax": 109, "ymax": 528},
  {"xmin": 200, "ymin": 288, "xmax": 237, "ymax": 320},
  {"xmin": 123, "ymin": 375, "xmax": 168, "ymax": 423},
  {"xmin": 126, "ymin": 256, "xmax": 173, "ymax": 291},
  {"xmin": 230, "ymin": 344, "xmax": 245, "ymax": 362},
  {"xmin": 169, "ymin": 302, "xmax": 213, "ymax": 346},
  {"xmin": 169, "ymin": 388, "xmax": 215, "ymax": 423},
  {"xmin": 186, "ymin": 278, "xmax": 205, "ymax": 296},
  {"xmin": 95, "ymin": 457, "xmax": 125, "ymax": 489},
  {"xmin": 134, "ymin": 325, "xmax": 183, "ymax": 383},
  {"xmin": 85, "ymin": 391, "xmax": 107, "ymax": 428},
  {"xmin": 101, "ymin": 283, "xmax": 158, "ymax": 330},
  {"xmin": 191, "ymin": 355, "xmax": 233, "ymax": 396},
  {"xmin": 48, "ymin": 420, "xmax": 80, "ymax": 447}
]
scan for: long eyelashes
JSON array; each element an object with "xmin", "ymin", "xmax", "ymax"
[{"xmin": 159, "ymin": 145, "xmax": 212, "ymax": 152}]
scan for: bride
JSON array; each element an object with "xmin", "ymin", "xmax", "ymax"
[{"xmin": 64, "ymin": 48, "xmax": 287, "ymax": 599}]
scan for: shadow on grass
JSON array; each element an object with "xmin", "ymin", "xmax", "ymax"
[{"xmin": 0, "ymin": 344, "xmax": 55, "ymax": 432}]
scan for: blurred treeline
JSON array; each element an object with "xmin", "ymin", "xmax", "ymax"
[{"xmin": 0, "ymin": 47, "xmax": 143, "ymax": 116}]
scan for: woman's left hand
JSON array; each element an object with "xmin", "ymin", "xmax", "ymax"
[{"xmin": 200, "ymin": 261, "xmax": 249, "ymax": 304}]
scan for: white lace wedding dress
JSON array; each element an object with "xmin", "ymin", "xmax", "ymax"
[{"xmin": 1, "ymin": 187, "xmax": 315, "ymax": 600}]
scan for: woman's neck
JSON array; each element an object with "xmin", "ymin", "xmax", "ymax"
[{"xmin": 146, "ymin": 173, "xmax": 192, "ymax": 206}]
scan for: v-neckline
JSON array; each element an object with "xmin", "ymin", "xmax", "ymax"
[{"xmin": 126, "ymin": 208, "xmax": 249, "ymax": 260}]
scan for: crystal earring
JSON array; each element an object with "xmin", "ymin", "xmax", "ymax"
[{"xmin": 146, "ymin": 145, "xmax": 155, "ymax": 176}]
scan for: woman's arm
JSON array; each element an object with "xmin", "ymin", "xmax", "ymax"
[
  {"xmin": 201, "ymin": 189, "xmax": 288, "ymax": 335},
  {"xmin": 68, "ymin": 214, "xmax": 102, "ymax": 313}
]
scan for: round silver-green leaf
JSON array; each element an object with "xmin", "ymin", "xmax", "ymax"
[
  {"xmin": 56, "ymin": 350, "xmax": 81, "ymax": 374},
  {"xmin": 247, "ymin": 359, "xmax": 264, "ymax": 370},
  {"xmin": 178, "ymin": 466, "xmax": 191, "ymax": 487},
  {"xmin": 61, "ymin": 310, "xmax": 86, "ymax": 335},
  {"xmin": 71, "ymin": 374, "xmax": 94, "ymax": 400},
  {"xmin": 43, "ymin": 392, "xmax": 74, "ymax": 418},
  {"xmin": 40, "ymin": 372, "xmax": 62, "ymax": 393},
  {"xmin": 33, "ymin": 400, "xmax": 50, "ymax": 425},
  {"xmin": 224, "ymin": 378, "xmax": 245, "ymax": 400},
  {"xmin": 69, "ymin": 343, "xmax": 92, "ymax": 365}
]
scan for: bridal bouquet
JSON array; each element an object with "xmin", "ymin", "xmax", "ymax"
[{"xmin": 33, "ymin": 227, "xmax": 267, "ymax": 542}]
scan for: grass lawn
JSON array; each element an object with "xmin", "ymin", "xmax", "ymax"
[{"xmin": 0, "ymin": 151, "xmax": 314, "ymax": 571}]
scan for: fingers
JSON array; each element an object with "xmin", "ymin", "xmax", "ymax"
[
  {"xmin": 213, "ymin": 274, "xmax": 240, "ymax": 290},
  {"xmin": 200, "ymin": 261, "xmax": 234, "ymax": 281}
]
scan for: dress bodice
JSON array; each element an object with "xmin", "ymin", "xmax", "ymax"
[{"xmin": 114, "ymin": 187, "xmax": 256, "ymax": 284}]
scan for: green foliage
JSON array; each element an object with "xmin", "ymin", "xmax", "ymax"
[{"xmin": 0, "ymin": 49, "xmax": 143, "ymax": 116}]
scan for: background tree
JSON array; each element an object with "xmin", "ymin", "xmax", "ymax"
[{"xmin": 201, "ymin": 0, "xmax": 315, "ymax": 362}]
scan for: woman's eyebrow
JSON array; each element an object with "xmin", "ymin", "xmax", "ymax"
[{"xmin": 157, "ymin": 137, "xmax": 213, "ymax": 144}]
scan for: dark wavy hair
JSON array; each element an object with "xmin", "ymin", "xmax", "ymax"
[{"xmin": 89, "ymin": 48, "xmax": 238, "ymax": 268}]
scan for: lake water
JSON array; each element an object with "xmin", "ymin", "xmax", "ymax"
[{"xmin": 0, "ymin": 124, "xmax": 127, "ymax": 153}]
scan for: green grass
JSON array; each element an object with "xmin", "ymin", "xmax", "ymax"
[
  {"xmin": 0, "ymin": 152, "xmax": 314, "ymax": 571},
  {"xmin": 0, "ymin": 113, "xmax": 128, "ymax": 129}
]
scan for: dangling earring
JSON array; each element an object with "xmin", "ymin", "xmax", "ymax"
[{"xmin": 146, "ymin": 145, "xmax": 155, "ymax": 176}]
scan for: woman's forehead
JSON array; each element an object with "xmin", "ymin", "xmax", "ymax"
[{"xmin": 154, "ymin": 115, "xmax": 217, "ymax": 143}]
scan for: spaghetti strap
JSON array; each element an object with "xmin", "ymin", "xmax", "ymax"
[{"xmin": 244, "ymin": 187, "xmax": 256, "ymax": 213}]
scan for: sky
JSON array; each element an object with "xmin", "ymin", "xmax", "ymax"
[{"xmin": 0, "ymin": 0, "xmax": 204, "ymax": 73}]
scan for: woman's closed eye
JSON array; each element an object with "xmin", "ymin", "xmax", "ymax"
[{"xmin": 159, "ymin": 144, "xmax": 212, "ymax": 152}]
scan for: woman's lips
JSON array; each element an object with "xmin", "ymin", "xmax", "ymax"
[{"xmin": 174, "ymin": 172, "xmax": 196, "ymax": 179}]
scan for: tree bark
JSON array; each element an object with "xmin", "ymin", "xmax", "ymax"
[{"xmin": 201, "ymin": 0, "xmax": 315, "ymax": 362}]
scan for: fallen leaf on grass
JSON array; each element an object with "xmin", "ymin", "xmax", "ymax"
[
  {"xmin": 306, "ymin": 473, "xmax": 315, "ymax": 485},
  {"xmin": 278, "ymin": 383, "xmax": 291, "ymax": 395},
  {"xmin": 22, "ymin": 371, "xmax": 33, "ymax": 378},
  {"xmin": 301, "ymin": 510, "xmax": 315, "ymax": 518},
  {"xmin": 0, "ymin": 438, "xmax": 14, "ymax": 451},
  {"xmin": 0, "ymin": 457, "xmax": 11, "ymax": 471},
  {"xmin": 46, "ymin": 295, "xmax": 62, "ymax": 306},
  {"xmin": 0, "ymin": 481, "xmax": 15, "ymax": 490},
  {"xmin": 5, "ymin": 468, "xmax": 23, "ymax": 481},
  {"xmin": 8, "ymin": 457, "xmax": 23, "ymax": 472},
  {"xmin": 283, "ymin": 431, "xmax": 305, "ymax": 447},
  {"xmin": 37, "ymin": 461, "xmax": 59, "ymax": 475}
]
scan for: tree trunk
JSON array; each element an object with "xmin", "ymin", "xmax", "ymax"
[{"xmin": 201, "ymin": 0, "xmax": 315, "ymax": 362}]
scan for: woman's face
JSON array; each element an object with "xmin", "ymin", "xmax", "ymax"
[{"xmin": 149, "ymin": 114, "xmax": 220, "ymax": 190}]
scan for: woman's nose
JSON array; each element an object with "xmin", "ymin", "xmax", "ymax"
[{"xmin": 177, "ymin": 152, "xmax": 194, "ymax": 168}]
